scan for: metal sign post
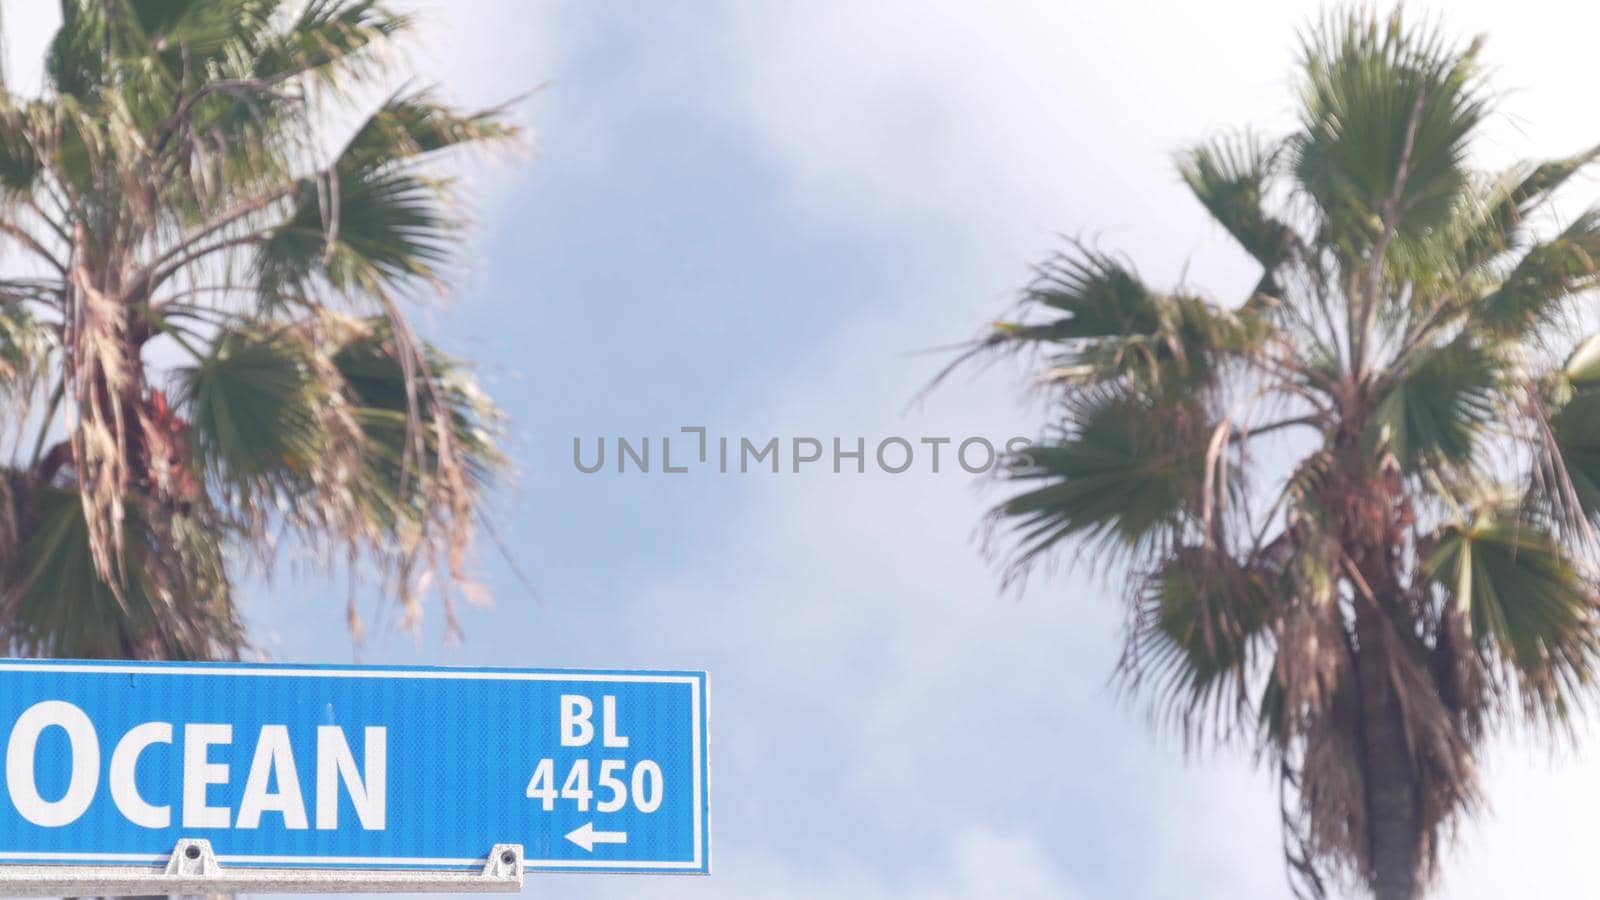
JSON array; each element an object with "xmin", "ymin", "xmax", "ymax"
[{"xmin": 0, "ymin": 660, "xmax": 710, "ymax": 894}]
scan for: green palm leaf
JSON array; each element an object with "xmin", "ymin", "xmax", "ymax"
[
  {"xmin": 0, "ymin": 103, "xmax": 38, "ymax": 194},
  {"xmin": 1547, "ymin": 364, "xmax": 1600, "ymax": 518},
  {"xmin": 1454, "ymin": 145, "xmax": 1600, "ymax": 271},
  {"xmin": 176, "ymin": 315, "xmax": 502, "ymax": 558},
  {"xmin": 1427, "ymin": 510, "xmax": 1599, "ymax": 713},
  {"xmin": 994, "ymin": 390, "xmax": 1213, "ymax": 568},
  {"xmin": 1127, "ymin": 547, "xmax": 1274, "ymax": 738},
  {"xmin": 1293, "ymin": 11, "xmax": 1489, "ymax": 247},
  {"xmin": 0, "ymin": 479, "xmax": 238, "ymax": 660},
  {"xmin": 975, "ymin": 248, "xmax": 1258, "ymax": 396},
  {"xmin": 1476, "ymin": 210, "xmax": 1600, "ymax": 338},
  {"xmin": 258, "ymin": 0, "xmax": 407, "ymax": 83},
  {"xmin": 176, "ymin": 324, "xmax": 337, "ymax": 506},
  {"xmin": 342, "ymin": 90, "xmax": 517, "ymax": 171},
  {"xmin": 0, "ymin": 303, "xmax": 48, "ymax": 391},
  {"xmin": 1178, "ymin": 132, "xmax": 1301, "ymax": 280},
  {"xmin": 1369, "ymin": 337, "xmax": 1500, "ymax": 469},
  {"xmin": 260, "ymin": 169, "xmax": 453, "ymax": 300},
  {"xmin": 258, "ymin": 93, "xmax": 515, "ymax": 305}
]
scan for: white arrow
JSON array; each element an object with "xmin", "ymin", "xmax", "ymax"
[{"xmin": 565, "ymin": 822, "xmax": 629, "ymax": 852}]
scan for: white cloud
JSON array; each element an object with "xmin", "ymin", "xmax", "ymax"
[
  {"xmin": 561, "ymin": 827, "xmax": 1087, "ymax": 900},
  {"xmin": 716, "ymin": 0, "xmax": 1308, "ymax": 296},
  {"xmin": 1, "ymin": 3, "xmax": 61, "ymax": 96},
  {"xmin": 404, "ymin": 1, "xmax": 552, "ymax": 107}
]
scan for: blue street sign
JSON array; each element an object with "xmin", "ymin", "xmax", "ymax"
[{"xmin": 0, "ymin": 660, "xmax": 709, "ymax": 875}]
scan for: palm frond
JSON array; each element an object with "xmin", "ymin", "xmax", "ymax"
[
  {"xmin": 1369, "ymin": 336, "xmax": 1500, "ymax": 470},
  {"xmin": 0, "ymin": 478, "xmax": 240, "ymax": 660},
  {"xmin": 259, "ymin": 169, "xmax": 453, "ymax": 304},
  {"xmin": 326, "ymin": 316, "xmax": 503, "ymax": 633},
  {"xmin": 45, "ymin": 0, "xmax": 107, "ymax": 101},
  {"xmin": 1545, "ymin": 378, "xmax": 1600, "ymax": 520},
  {"xmin": 1427, "ymin": 508, "xmax": 1600, "ymax": 718},
  {"xmin": 341, "ymin": 90, "xmax": 518, "ymax": 172},
  {"xmin": 1455, "ymin": 145, "xmax": 1600, "ymax": 271},
  {"xmin": 965, "ymin": 246, "xmax": 1259, "ymax": 398},
  {"xmin": 176, "ymin": 322, "xmax": 350, "ymax": 512},
  {"xmin": 1178, "ymin": 132, "xmax": 1301, "ymax": 284},
  {"xmin": 0, "ymin": 102, "xmax": 38, "ymax": 194},
  {"xmin": 256, "ymin": 0, "xmax": 409, "ymax": 83},
  {"xmin": 257, "ymin": 92, "xmax": 515, "ymax": 307},
  {"xmin": 991, "ymin": 388, "xmax": 1215, "ymax": 572},
  {"xmin": 1123, "ymin": 546, "xmax": 1274, "ymax": 744},
  {"xmin": 1292, "ymin": 10, "xmax": 1489, "ymax": 248},
  {"xmin": 1476, "ymin": 209, "xmax": 1600, "ymax": 339},
  {"xmin": 0, "ymin": 302, "xmax": 50, "ymax": 393},
  {"xmin": 331, "ymin": 317, "xmax": 502, "ymax": 523}
]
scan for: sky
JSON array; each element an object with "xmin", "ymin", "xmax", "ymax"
[{"xmin": 9, "ymin": 1, "xmax": 1600, "ymax": 897}]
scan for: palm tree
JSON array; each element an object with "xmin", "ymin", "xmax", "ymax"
[
  {"xmin": 0, "ymin": 1, "xmax": 513, "ymax": 661},
  {"xmin": 957, "ymin": 10, "xmax": 1600, "ymax": 900}
]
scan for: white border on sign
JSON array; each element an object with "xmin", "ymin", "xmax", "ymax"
[{"xmin": 0, "ymin": 663, "xmax": 707, "ymax": 873}]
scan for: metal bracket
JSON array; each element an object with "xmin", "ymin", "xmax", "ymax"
[
  {"xmin": 0, "ymin": 840, "xmax": 525, "ymax": 895},
  {"xmin": 483, "ymin": 843, "xmax": 525, "ymax": 879},
  {"xmin": 164, "ymin": 837, "xmax": 222, "ymax": 877}
]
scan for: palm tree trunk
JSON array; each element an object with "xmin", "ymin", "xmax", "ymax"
[{"xmin": 1353, "ymin": 594, "xmax": 1422, "ymax": 900}]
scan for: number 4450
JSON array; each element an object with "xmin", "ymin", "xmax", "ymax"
[{"xmin": 525, "ymin": 759, "xmax": 663, "ymax": 814}]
